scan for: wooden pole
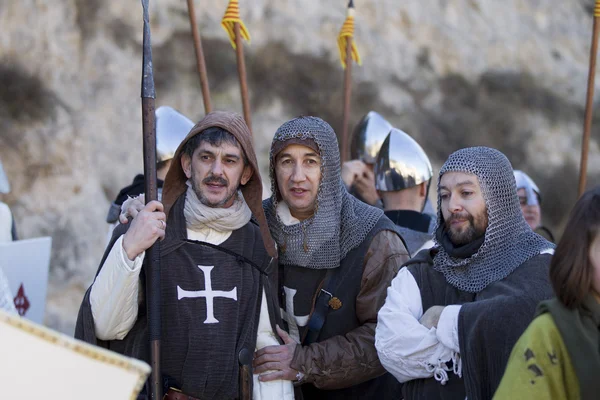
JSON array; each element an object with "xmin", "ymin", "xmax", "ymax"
[
  {"xmin": 341, "ymin": 38, "xmax": 353, "ymax": 163},
  {"xmin": 579, "ymin": 9, "xmax": 600, "ymax": 196},
  {"xmin": 234, "ymin": 22, "xmax": 252, "ymax": 133},
  {"xmin": 186, "ymin": 0, "xmax": 212, "ymax": 114},
  {"xmin": 140, "ymin": 1, "xmax": 161, "ymax": 398}
]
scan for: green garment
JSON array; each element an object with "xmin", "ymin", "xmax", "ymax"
[{"xmin": 493, "ymin": 313, "xmax": 579, "ymax": 399}]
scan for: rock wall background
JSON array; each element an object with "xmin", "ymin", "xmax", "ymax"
[{"xmin": 1, "ymin": 0, "xmax": 599, "ymax": 334}]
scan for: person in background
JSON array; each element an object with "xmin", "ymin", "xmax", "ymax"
[
  {"xmin": 341, "ymin": 111, "xmax": 392, "ymax": 207},
  {"xmin": 105, "ymin": 106, "xmax": 194, "ymax": 241},
  {"xmin": 374, "ymin": 128, "xmax": 434, "ymax": 255},
  {"xmin": 495, "ymin": 185, "xmax": 600, "ymax": 400},
  {"xmin": 513, "ymin": 170, "xmax": 554, "ymax": 242}
]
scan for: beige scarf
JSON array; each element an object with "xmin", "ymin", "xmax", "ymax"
[{"xmin": 183, "ymin": 181, "xmax": 252, "ymax": 232}]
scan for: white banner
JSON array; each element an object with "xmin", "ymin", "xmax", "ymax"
[
  {"xmin": 0, "ymin": 310, "xmax": 150, "ymax": 399},
  {"xmin": 0, "ymin": 237, "xmax": 52, "ymax": 324}
]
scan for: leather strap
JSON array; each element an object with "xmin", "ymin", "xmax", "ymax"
[{"xmin": 302, "ymin": 267, "xmax": 341, "ymax": 345}]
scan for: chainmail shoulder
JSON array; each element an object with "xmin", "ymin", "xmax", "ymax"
[
  {"xmin": 433, "ymin": 147, "xmax": 554, "ymax": 292},
  {"xmin": 264, "ymin": 116, "xmax": 383, "ymax": 269}
]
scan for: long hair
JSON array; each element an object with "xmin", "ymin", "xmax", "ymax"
[{"xmin": 550, "ymin": 186, "xmax": 600, "ymax": 309}]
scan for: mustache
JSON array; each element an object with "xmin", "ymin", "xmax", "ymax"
[
  {"xmin": 202, "ymin": 176, "xmax": 228, "ymax": 186},
  {"xmin": 444, "ymin": 213, "xmax": 473, "ymax": 229}
]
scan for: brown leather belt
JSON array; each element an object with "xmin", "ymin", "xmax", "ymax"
[{"xmin": 162, "ymin": 388, "xmax": 201, "ymax": 400}]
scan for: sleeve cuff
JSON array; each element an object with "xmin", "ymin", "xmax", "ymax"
[
  {"xmin": 436, "ymin": 305, "xmax": 461, "ymax": 353},
  {"xmin": 118, "ymin": 236, "xmax": 145, "ymax": 271}
]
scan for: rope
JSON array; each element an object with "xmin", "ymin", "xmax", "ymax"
[{"xmin": 221, "ymin": 0, "xmax": 251, "ymax": 49}]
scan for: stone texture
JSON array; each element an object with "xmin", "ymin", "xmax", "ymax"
[{"xmin": 0, "ymin": 0, "xmax": 598, "ymax": 334}]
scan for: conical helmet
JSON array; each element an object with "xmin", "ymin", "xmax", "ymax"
[
  {"xmin": 374, "ymin": 128, "xmax": 432, "ymax": 191},
  {"xmin": 0, "ymin": 160, "xmax": 9, "ymax": 194},
  {"xmin": 156, "ymin": 106, "xmax": 195, "ymax": 163},
  {"xmin": 350, "ymin": 111, "xmax": 393, "ymax": 164}
]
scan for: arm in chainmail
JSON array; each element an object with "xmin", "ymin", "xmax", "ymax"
[{"xmin": 290, "ymin": 230, "xmax": 409, "ymax": 390}]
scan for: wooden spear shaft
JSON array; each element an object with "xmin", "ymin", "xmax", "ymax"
[
  {"xmin": 140, "ymin": 0, "xmax": 161, "ymax": 398},
  {"xmin": 234, "ymin": 22, "xmax": 252, "ymax": 134},
  {"xmin": 186, "ymin": 0, "xmax": 212, "ymax": 114},
  {"xmin": 341, "ymin": 38, "xmax": 353, "ymax": 163},
  {"xmin": 579, "ymin": 9, "xmax": 600, "ymax": 196}
]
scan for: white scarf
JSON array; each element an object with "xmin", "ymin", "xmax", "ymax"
[{"xmin": 183, "ymin": 181, "xmax": 252, "ymax": 232}]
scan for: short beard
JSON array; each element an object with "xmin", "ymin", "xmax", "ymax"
[
  {"xmin": 445, "ymin": 212, "xmax": 488, "ymax": 246},
  {"xmin": 191, "ymin": 173, "xmax": 240, "ymax": 208}
]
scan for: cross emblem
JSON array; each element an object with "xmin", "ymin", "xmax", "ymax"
[
  {"xmin": 280, "ymin": 286, "xmax": 309, "ymax": 342},
  {"xmin": 13, "ymin": 283, "xmax": 30, "ymax": 317},
  {"xmin": 177, "ymin": 265, "xmax": 237, "ymax": 324}
]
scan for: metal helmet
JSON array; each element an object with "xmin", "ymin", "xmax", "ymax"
[
  {"xmin": 513, "ymin": 170, "xmax": 541, "ymax": 206},
  {"xmin": 350, "ymin": 111, "xmax": 393, "ymax": 164},
  {"xmin": 0, "ymin": 160, "xmax": 9, "ymax": 194},
  {"xmin": 374, "ymin": 128, "xmax": 433, "ymax": 192},
  {"xmin": 156, "ymin": 106, "xmax": 195, "ymax": 163}
]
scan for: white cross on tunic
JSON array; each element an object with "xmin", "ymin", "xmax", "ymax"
[
  {"xmin": 177, "ymin": 265, "xmax": 237, "ymax": 324},
  {"xmin": 280, "ymin": 286, "xmax": 309, "ymax": 342}
]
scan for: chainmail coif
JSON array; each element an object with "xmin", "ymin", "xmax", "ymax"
[
  {"xmin": 263, "ymin": 116, "xmax": 383, "ymax": 269},
  {"xmin": 433, "ymin": 147, "xmax": 554, "ymax": 292}
]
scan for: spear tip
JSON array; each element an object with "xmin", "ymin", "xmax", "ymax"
[{"xmin": 348, "ymin": 0, "xmax": 354, "ymax": 9}]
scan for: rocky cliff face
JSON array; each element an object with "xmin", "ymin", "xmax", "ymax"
[{"xmin": 1, "ymin": 0, "xmax": 598, "ymax": 334}]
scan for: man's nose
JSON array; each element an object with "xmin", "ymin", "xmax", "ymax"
[
  {"xmin": 211, "ymin": 159, "xmax": 224, "ymax": 175},
  {"xmin": 290, "ymin": 164, "xmax": 306, "ymax": 182},
  {"xmin": 448, "ymin": 195, "xmax": 462, "ymax": 213}
]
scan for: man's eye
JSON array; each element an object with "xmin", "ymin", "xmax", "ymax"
[
  {"xmin": 306, "ymin": 159, "xmax": 317, "ymax": 165},
  {"xmin": 440, "ymin": 193, "xmax": 449, "ymax": 200},
  {"xmin": 201, "ymin": 155, "xmax": 211, "ymax": 160},
  {"xmin": 462, "ymin": 191, "xmax": 473, "ymax": 197}
]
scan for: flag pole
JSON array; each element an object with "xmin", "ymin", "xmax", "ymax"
[
  {"xmin": 338, "ymin": 0, "xmax": 360, "ymax": 163},
  {"xmin": 342, "ymin": 38, "xmax": 353, "ymax": 163},
  {"xmin": 140, "ymin": 0, "xmax": 162, "ymax": 398},
  {"xmin": 186, "ymin": 0, "xmax": 212, "ymax": 114},
  {"xmin": 235, "ymin": 22, "xmax": 252, "ymax": 132},
  {"xmin": 221, "ymin": 0, "xmax": 252, "ymax": 133},
  {"xmin": 579, "ymin": 0, "xmax": 600, "ymax": 196}
]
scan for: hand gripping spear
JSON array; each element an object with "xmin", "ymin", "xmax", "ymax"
[
  {"xmin": 579, "ymin": 0, "xmax": 600, "ymax": 196},
  {"xmin": 186, "ymin": 0, "xmax": 212, "ymax": 114},
  {"xmin": 338, "ymin": 0, "xmax": 362, "ymax": 162},
  {"xmin": 140, "ymin": 0, "xmax": 162, "ymax": 398}
]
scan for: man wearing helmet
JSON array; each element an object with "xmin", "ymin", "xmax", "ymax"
[
  {"xmin": 254, "ymin": 116, "xmax": 410, "ymax": 398},
  {"xmin": 341, "ymin": 111, "xmax": 392, "ymax": 207},
  {"xmin": 375, "ymin": 147, "xmax": 555, "ymax": 400},
  {"xmin": 105, "ymin": 106, "xmax": 195, "ymax": 233},
  {"xmin": 374, "ymin": 128, "xmax": 434, "ymax": 255},
  {"xmin": 513, "ymin": 170, "xmax": 554, "ymax": 242}
]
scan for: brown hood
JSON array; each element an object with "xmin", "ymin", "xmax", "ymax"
[{"xmin": 162, "ymin": 111, "xmax": 277, "ymax": 259}]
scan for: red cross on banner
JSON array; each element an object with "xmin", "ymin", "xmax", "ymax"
[{"xmin": 13, "ymin": 283, "xmax": 30, "ymax": 316}]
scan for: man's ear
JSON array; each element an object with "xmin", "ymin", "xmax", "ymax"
[
  {"xmin": 240, "ymin": 165, "xmax": 253, "ymax": 186},
  {"xmin": 419, "ymin": 182, "xmax": 427, "ymax": 197},
  {"xmin": 181, "ymin": 154, "xmax": 192, "ymax": 179}
]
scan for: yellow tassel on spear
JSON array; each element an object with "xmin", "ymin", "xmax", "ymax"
[
  {"xmin": 221, "ymin": 0, "xmax": 252, "ymax": 132},
  {"xmin": 339, "ymin": 0, "xmax": 361, "ymax": 162}
]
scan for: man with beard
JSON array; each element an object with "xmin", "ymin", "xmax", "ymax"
[
  {"xmin": 76, "ymin": 111, "xmax": 292, "ymax": 400},
  {"xmin": 254, "ymin": 116, "xmax": 410, "ymax": 399},
  {"xmin": 375, "ymin": 147, "xmax": 555, "ymax": 400},
  {"xmin": 374, "ymin": 128, "xmax": 434, "ymax": 255}
]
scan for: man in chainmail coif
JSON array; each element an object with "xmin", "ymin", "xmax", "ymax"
[
  {"xmin": 253, "ymin": 116, "xmax": 410, "ymax": 399},
  {"xmin": 375, "ymin": 147, "xmax": 555, "ymax": 400}
]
